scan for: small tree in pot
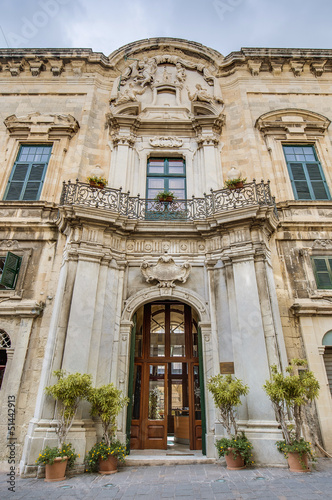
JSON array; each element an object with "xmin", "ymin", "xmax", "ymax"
[
  {"xmin": 85, "ymin": 384, "xmax": 129, "ymax": 474},
  {"xmin": 263, "ymin": 359, "xmax": 320, "ymax": 471},
  {"xmin": 207, "ymin": 374, "xmax": 253, "ymax": 469},
  {"xmin": 38, "ymin": 370, "xmax": 92, "ymax": 481}
]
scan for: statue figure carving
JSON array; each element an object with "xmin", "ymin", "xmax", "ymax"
[
  {"xmin": 114, "ymin": 82, "xmax": 146, "ymax": 106},
  {"xmin": 187, "ymin": 84, "xmax": 214, "ymax": 104},
  {"xmin": 176, "ymin": 62, "xmax": 187, "ymax": 83}
]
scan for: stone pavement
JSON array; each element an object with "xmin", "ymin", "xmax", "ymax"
[{"xmin": 1, "ymin": 459, "xmax": 332, "ymax": 500}]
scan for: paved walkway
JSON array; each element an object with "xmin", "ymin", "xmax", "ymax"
[{"xmin": 1, "ymin": 459, "xmax": 332, "ymax": 500}]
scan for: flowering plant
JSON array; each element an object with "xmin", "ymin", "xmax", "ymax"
[
  {"xmin": 154, "ymin": 190, "xmax": 176, "ymax": 201},
  {"xmin": 85, "ymin": 439, "xmax": 127, "ymax": 472},
  {"xmin": 224, "ymin": 177, "xmax": 246, "ymax": 189},
  {"xmin": 215, "ymin": 432, "xmax": 254, "ymax": 465},
  {"xmin": 87, "ymin": 176, "xmax": 107, "ymax": 186},
  {"xmin": 35, "ymin": 443, "xmax": 79, "ymax": 469},
  {"xmin": 276, "ymin": 438, "xmax": 315, "ymax": 469}
]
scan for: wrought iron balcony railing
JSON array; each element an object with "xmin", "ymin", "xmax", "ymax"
[{"xmin": 60, "ymin": 179, "xmax": 277, "ymax": 221}]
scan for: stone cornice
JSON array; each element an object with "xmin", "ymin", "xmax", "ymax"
[
  {"xmin": 0, "ymin": 300, "xmax": 45, "ymax": 317},
  {"xmin": 1, "ymin": 45, "xmax": 332, "ymax": 79},
  {"xmin": 218, "ymin": 47, "xmax": 332, "ymax": 77}
]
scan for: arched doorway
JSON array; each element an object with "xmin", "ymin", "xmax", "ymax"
[{"xmin": 127, "ymin": 301, "xmax": 205, "ymax": 451}]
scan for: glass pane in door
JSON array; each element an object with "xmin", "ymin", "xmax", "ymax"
[
  {"xmin": 193, "ymin": 365, "xmax": 201, "ymax": 420},
  {"xmin": 170, "ymin": 304, "xmax": 185, "ymax": 357},
  {"xmin": 150, "ymin": 305, "xmax": 165, "ymax": 357},
  {"xmin": 148, "ymin": 365, "xmax": 165, "ymax": 420},
  {"xmin": 132, "ymin": 365, "xmax": 142, "ymax": 420}
]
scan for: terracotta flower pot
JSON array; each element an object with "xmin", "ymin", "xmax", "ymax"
[
  {"xmin": 225, "ymin": 448, "xmax": 246, "ymax": 470},
  {"xmin": 44, "ymin": 456, "xmax": 68, "ymax": 482},
  {"xmin": 89, "ymin": 181, "xmax": 105, "ymax": 189},
  {"xmin": 229, "ymin": 182, "xmax": 244, "ymax": 189},
  {"xmin": 287, "ymin": 451, "xmax": 310, "ymax": 472},
  {"xmin": 158, "ymin": 196, "xmax": 173, "ymax": 202},
  {"xmin": 98, "ymin": 454, "xmax": 118, "ymax": 474}
]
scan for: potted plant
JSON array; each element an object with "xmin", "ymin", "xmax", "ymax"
[
  {"xmin": 35, "ymin": 443, "xmax": 79, "ymax": 482},
  {"xmin": 154, "ymin": 190, "xmax": 176, "ymax": 202},
  {"xmin": 263, "ymin": 359, "xmax": 320, "ymax": 472},
  {"xmin": 87, "ymin": 176, "xmax": 107, "ymax": 189},
  {"xmin": 40, "ymin": 370, "xmax": 92, "ymax": 481},
  {"xmin": 86, "ymin": 383, "xmax": 129, "ymax": 474},
  {"xmin": 224, "ymin": 177, "xmax": 247, "ymax": 189},
  {"xmin": 85, "ymin": 439, "xmax": 127, "ymax": 474},
  {"xmin": 207, "ymin": 374, "xmax": 253, "ymax": 469}
]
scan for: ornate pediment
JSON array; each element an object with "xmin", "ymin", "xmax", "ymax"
[
  {"xmin": 4, "ymin": 112, "xmax": 79, "ymax": 139},
  {"xmin": 141, "ymin": 254, "xmax": 191, "ymax": 288},
  {"xmin": 255, "ymin": 109, "xmax": 330, "ymax": 139}
]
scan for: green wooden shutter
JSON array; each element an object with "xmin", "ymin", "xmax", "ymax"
[
  {"xmin": 4, "ymin": 145, "xmax": 51, "ymax": 201},
  {"xmin": 5, "ymin": 164, "xmax": 29, "ymax": 200},
  {"xmin": 0, "ymin": 252, "xmax": 22, "ymax": 289},
  {"xmin": 23, "ymin": 164, "xmax": 47, "ymax": 200},
  {"xmin": 307, "ymin": 164, "xmax": 329, "ymax": 200},
  {"xmin": 289, "ymin": 163, "xmax": 311, "ymax": 199},
  {"xmin": 313, "ymin": 258, "xmax": 332, "ymax": 289}
]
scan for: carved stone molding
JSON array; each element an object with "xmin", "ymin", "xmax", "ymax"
[
  {"xmin": 149, "ymin": 136, "xmax": 183, "ymax": 148},
  {"xmin": 28, "ymin": 60, "xmax": 44, "ymax": 76},
  {"xmin": 256, "ymin": 108, "xmax": 330, "ymax": 139},
  {"xmin": 141, "ymin": 254, "xmax": 191, "ymax": 288},
  {"xmin": 247, "ymin": 59, "xmax": 262, "ymax": 76},
  {"xmin": 312, "ymin": 239, "xmax": 332, "ymax": 249},
  {"xmin": 289, "ymin": 60, "xmax": 305, "ymax": 76},
  {"xmin": 0, "ymin": 239, "xmax": 20, "ymax": 250},
  {"xmin": 4, "ymin": 113, "xmax": 80, "ymax": 139},
  {"xmin": 310, "ymin": 60, "xmax": 327, "ymax": 77}
]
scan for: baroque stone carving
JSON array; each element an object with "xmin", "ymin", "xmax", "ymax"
[
  {"xmin": 141, "ymin": 254, "xmax": 191, "ymax": 288},
  {"xmin": 114, "ymin": 82, "xmax": 146, "ymax": 106},
  {"xmin": 312, "ymin": 239, "xmax": 332, "ymax": 249},
  {"xmin": 149, "ymin": 136, "xmax": 183, "ymax": 148},
  {"xmin": 4, "ymin": 112, "xmax": 80, "ymax": 139},
  {"xmin": 188, "ymin": 84, "xmax": 214, "ymax": 104}
]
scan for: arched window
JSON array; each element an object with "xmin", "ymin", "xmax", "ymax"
[
  {"xmin": 0, "ymin": 330, "xmax": 11, "ymax": 389},
  {"xmin": 322, "ymin": 330, "xmax": 332, "ymax": 395}
]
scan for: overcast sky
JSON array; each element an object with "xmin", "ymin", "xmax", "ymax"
[{"xmin": 0, "ymin": 0, "xmax": 331, "ymax": 57}]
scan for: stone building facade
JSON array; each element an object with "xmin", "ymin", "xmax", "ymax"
[{"xmin": 0, "ymin": 38, "xmax": 331, "ymax": 473}]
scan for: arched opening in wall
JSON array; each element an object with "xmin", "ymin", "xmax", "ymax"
[
  {"xmin": 322, "ymin": 330, "xmax": 332, "ymax": 395},
  {"xmin": 127, "ymin": 301, "xmax": 205, "ymax": 452},
  {"xmin": 0, "ymin": 330, "xmax": 11, "ymax": 389}
]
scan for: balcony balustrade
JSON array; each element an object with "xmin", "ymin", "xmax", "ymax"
[{"xmin": 60, "ymin": 179, "xmax": 277, "ymax": 221}]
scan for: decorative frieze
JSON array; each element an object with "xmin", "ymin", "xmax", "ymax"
[{"xmin": 149, "ymin": 136, "xmax": 183, "ymax": 148}]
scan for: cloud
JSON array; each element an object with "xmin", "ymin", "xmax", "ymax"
[{"xmin": 0, "ymin": 0, "xmax": 331, "ymax": 55}]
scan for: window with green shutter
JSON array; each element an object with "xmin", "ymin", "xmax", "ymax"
[
  {"xmin": 283, "ymin": 145, "xmax": 330, "ymax": 200},
  {"xmin": 0, "ymin": 252, "xmax": 22, "ymax": 290},
  {"xmin": 4, "ymin": 145, "xmax": 52, "ymax": 201},
  {"xmin": 312, "ymin": 257, "xmax": 332, "ymax": 289}
]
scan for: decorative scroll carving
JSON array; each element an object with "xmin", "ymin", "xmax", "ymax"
[
  {"xmin": 149, "ymin": 136, "xmax": 183, "ymax": 148},
  {"xmin": 141, "ymin": 254, "xmax": 191, "ymax": 288}
]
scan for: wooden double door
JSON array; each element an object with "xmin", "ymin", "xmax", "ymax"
[{"xmin": 129, "ymin": 302, "xmax": 204, "ymax": 450}]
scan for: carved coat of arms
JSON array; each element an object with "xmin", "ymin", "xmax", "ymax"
[{"xmin": 141, "ymin": 255, "xmax": 191, "ymax": 288}]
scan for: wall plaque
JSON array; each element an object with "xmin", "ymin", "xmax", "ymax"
[{"xmin": 220, "ymin": 362, "xmax": 234, "ymax": 374}]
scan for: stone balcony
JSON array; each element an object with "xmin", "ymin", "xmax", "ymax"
[{"xmin": 59, "ymin": 179, "xmax": 277, "ymax": 223}]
